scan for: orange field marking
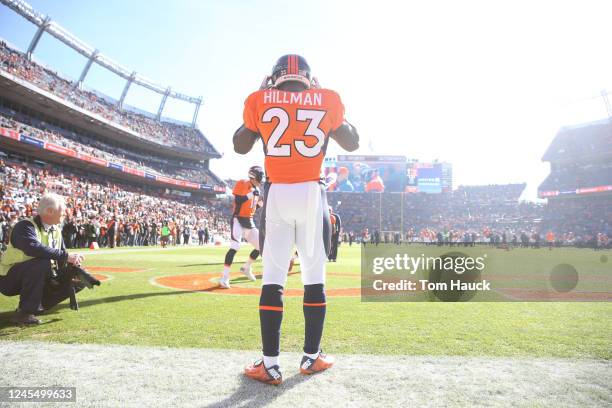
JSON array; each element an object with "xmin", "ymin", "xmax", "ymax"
[
  {"xmin": 91, "ymin": 273, "xmax": 111, "ymax": 282},
  {"xmin": 153, "ymin": 272, "xmax": 361, "ymax": 297}
]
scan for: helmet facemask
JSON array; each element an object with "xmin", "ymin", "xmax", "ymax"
[{"xmin": 272, "ymin": 69, "xmax": 312, "ymax": 89}]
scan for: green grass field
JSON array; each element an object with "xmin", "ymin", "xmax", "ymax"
[{"xmin": 1, "ymin": 245, "xmax": 610, "ymax": 360}]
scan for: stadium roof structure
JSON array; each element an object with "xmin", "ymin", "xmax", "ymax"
[
  {"xmin": 0, "ymin": 0, "xmax": 203, "ymax": 127},
  {"xmin": 542, "ymin": 119, "xmax": 612, "ymax": 163}
]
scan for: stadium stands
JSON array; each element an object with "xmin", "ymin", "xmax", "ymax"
[
  {"xmin": 0, "ymin": 155, "xmax": 231, "ymax": 248},
  {"xmin": 329, "ymin": 184, "xmax": 547, "ymax": 243},
  {"xmin": 539, "ymin": 161, "xmax": 611, "ymax": 192},
  {"xmin": 0, "ymin": 41, "xmax": 219, "ymax": 156},
  {"xmin": 541, "ymin": 195, "xmax": 611, "ymax": 242},
  {"xmin": 542, "ymin": 119, "xmax": 612, "ymax": 162},
  {"xmin": 0, "ymin": 37, "xmax": 226, "ymax": 195},
  {"xmin": 0, "ymin": 106, "xmax": 217, "ymax": 185},
  {"xmin": 536, "ymin": 118, "xmax": 612, "ymax": 247},
  {"xmin": 0, "ymin": 35, "xmax": 230, "ymax": 248},
  {"xmin": 540, "ymin": 119, "xmax": 612, "ymax": 195}
]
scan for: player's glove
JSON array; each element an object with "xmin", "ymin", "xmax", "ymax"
[
  {"xmin": 260, "ymin": 76, "xmax": 272, "ymax": 90},
  {"xmin": 252, "ymin": 189, "xmax": 260, "ymax": 197}
]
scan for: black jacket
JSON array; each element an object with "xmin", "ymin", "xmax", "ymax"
[{"xmin": 10, "ymin": 216, "xmax": 68, "ymax": 262}]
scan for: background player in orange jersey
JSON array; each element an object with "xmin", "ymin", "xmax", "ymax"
[
  {"xmin": 233, "ymin": 54, "xmax": 359, "ymax": 385},
  {"xmin": 546, "ymin": 230, "xmax": 555, "ymax": 250},
  {"xmin": 328, "ymin": 207, "xmax": 341, "ymax": 262},
  {"xmin": 219, "ymin": 165, "xmax": 264, "ymax": 289}
]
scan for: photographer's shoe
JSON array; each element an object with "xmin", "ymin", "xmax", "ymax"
[
  {"xmin": 16, "ymin": 303, "xmax": 45, "ymax": 316},
  {"xmin": 16, "ymin": 305, "xmax": 44, "ymax": 315},
  {"xmin": 36, "ymin": 303, "xmax": 44, "ymax": 315},
  {"xmin": 11, "ymin": 309, "xmax": 41, "ymax": 325}
]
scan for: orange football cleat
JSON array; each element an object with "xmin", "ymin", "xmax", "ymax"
[
  {"xmin": 244, "ymin": 359, "xmax": 283, "ymax": 385},
  {"xmin": 300, "ymin": 352, "xmax": 335, "ymax": 374}
]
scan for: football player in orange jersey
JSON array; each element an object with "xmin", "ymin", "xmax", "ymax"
[
  {"xmin": 219, "ymin": 166, "xmax": 264, "ymax": 289},
  {"xmin": 364, "ymin": 168, "xmax": 385, "ymax": 192},
  {"xmin": 235, "ymin": 54, "xmax": 359, "ymax": 385}
]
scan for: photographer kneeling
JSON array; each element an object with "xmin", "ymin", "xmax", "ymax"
[{"xmin": 0, "ymin": 193, "xmax": 87, "ymax": 325}]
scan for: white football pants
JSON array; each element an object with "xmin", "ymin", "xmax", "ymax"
[
  {"xmin": 262, "ymin": 181, "xmax": 329, "ymax": 286},
  {"xmin": 230, "ymin": 217, "xmax": 260, "ymax": 251}
]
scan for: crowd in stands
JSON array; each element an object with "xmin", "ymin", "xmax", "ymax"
[
  {"xmin": 454, "ymin": 183, "xmax": 526, "ymax": 202},
  {"xmin": 329, "ymin": 183, "xmax": 611, "ymax": 248},
  {"xmin": 0, "ymin": 107, "xmax": 218, "ymax": 185},
  {"xmin": 539, "ymin": 161, "xmax": 611, "ymax": 192},
  {"xmin": 0, "ymin": 157, "xmax": 231, "ymax": 249},
  {"xmin": 541, "ymin": 195, "xmax": 611, "ymax": 241},
  {"xmin": 329, "ymin": 184, "xmax": 536, "ymax": 233},
  {"xmin": 0, "ymin": 41, "xmax": 218, "ymax": 155},
  {"xmin": 1, "ymin": 155, "xmax": 609, "ymax": 250}
]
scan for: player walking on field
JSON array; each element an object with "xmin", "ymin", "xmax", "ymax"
[
  {"xmin": 233, "ymin": 54, "xmax": 359, "ymax": 384},
  {"xmin": 219, "ymin": 166, "xmax": 264, "ymax": 289}
]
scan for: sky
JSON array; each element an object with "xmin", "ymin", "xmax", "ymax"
[{"xmin": 1, "ymin": 0, "xmax": 611, "ymax": 201}]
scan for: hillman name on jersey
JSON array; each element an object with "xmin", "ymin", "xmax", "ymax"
[{"xmin": 263, "ymin": 90, "xmax": 323, "ymax": 106}]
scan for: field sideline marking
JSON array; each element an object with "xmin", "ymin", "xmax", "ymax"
[{"xmin": 81, "ymin": 244, "xmax": 226, "ymax": 256}]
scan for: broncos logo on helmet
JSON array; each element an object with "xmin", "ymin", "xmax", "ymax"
[
  {"xmin": 248, "ymin": 165, "xmax": 264, "ymax": 183},
  {"xmin": 260, "ymin": 54, "xmax": 319, "ymax": 90}
]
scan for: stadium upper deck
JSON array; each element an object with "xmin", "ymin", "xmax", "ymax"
[
  {"xmin": 0, "ymin": 0, "xmax": 226, "ymax": 194},
  {"xmin": 539, "ymin": 119, "xmax": 612, "ymax": 198},
  {"xmin": 0, "ymin": 41, "xmax": 220, "ymax": 161},
  {"xmin": 0, "ymin": 106, "xmax": 223, "ymax": 189}
]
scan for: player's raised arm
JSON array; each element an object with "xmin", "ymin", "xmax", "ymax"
[
  {"xmin": 329, "ymin": 120, "xmax": 360, "ymax": 152},
  {"xmin": 233, "ymin": 124, "xmax": 260, "ymax": 154}
]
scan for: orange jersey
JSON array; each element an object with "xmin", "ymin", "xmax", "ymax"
[
  {"xmin": 232, "ymin": 179, "xmax": 258, "ymax": 218},
  {"xmin": 365, "ymin": 176, "xmax": 385, "ymax": 192},
  {"xmin": 243, "ymin": 88, "xmax": 345, "ymax": 183}
]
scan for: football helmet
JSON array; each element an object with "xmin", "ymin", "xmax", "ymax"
[
  {"xmin": 270, "ymin": 54, "xmax": 312, "ymax": 88},
  {"xmin": 248, "ymin": 165, "xmax": 264, "ymax": 183}
]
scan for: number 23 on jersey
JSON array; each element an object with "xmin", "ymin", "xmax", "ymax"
[{"xmin": 243, "ymin": 88, "xmax": 345, "ymax": 183}]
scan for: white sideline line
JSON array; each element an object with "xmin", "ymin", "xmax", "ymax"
[
  {"xmin": 78, "ymin": 244, "xmax": 225, "ymax": 256},
  {"xmin": 0, "ymin": 340, "xmax": 610, "ymax": 408}
]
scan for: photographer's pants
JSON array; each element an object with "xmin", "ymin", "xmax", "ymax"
[
  {"xmin": 0, "ymin": 258, "xmax": 81, "ymax": 313},
  {"xmin": 0, "ymin": 258, "xmax": 49, "ymax": 313}
]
